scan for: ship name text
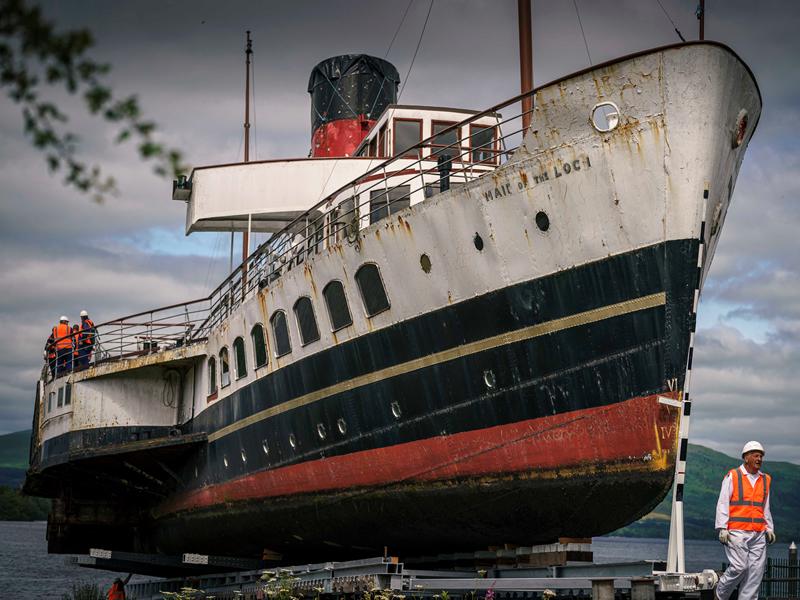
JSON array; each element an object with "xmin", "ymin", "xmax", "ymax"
[{"xmin": 483, "ymin": 155, "xmax": 592, "ymax": 202}]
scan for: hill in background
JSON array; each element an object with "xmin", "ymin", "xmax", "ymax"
[
  {"xmin": 0, "ymin": 430, "xmax": 30, "ymax": 470},
  {"xmin": 1, "ymin": 431, "xmax": 797, "ymax": 539}
]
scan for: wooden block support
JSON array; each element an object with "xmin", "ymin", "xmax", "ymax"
[
  {"xmin": 592, "ymin": 578, "xmax": 615, "ymax": 600},
  {"xmin": 631, "ymin": 579, "xmax": 656, "ymax": 600}
]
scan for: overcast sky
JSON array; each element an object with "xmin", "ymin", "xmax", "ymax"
[{"xmin": 1, "ymin": 0, "xmax": 798, "ymax": 465}]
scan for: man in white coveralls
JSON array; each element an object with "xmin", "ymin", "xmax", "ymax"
[{"xmin": 715, "ymin": 440, "xmax": 776, "ymax": 600}]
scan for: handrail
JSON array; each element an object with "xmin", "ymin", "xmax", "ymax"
[{"xmin": 41, "ymin": 88, "xmax": 535, "ymax": 380}]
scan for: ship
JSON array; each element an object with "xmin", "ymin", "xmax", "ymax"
[{"xmin": 24, "ymin": 40, "xmax": 761, "ymax": 564}]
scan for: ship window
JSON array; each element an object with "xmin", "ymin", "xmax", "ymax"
[
  {"xmin": 470, "ymin": 124, "xmax": 497, "ymax": 164},
  {"xmin": 233, "ymin": 336, "xmax": 247, "ymax": 379},
  {"xmin": 48, "ymin": 391, "xmax": 54, "ymax": 413},
  {"xmin": 271, "ymin": 310, "xmax": 292, "ymax": 357},
  {"xmin": 250, "ymin": 324, "xmax": 268, "ymax": 368},
  {"xmin": 323, "ymin": 280, "xmax": 353, "ymax": 331},
  {"xmin": 208, "ymin": 357, "xmax": 218, "ymax": 395},
  {"xmin": 294, "ymin": 297, "xmax": 320, "ymax": 346},
  {"xmin": 355, "ymin": 263, "xmax": 390, "ymax": 317},
  {"xmin": 369, "ymin": 136, "xmax": 378, "ymax": 157},
  {"xmin": 220, "ymin": 347, "xmax": 230, "ymax": 387},
  {"xmin": 393, "ymin": 118, "xmax": 422, "ymax": 159},
  {"xmin": 369, "ymin": 185, "xmax": 411, "ymax": 225},
  {"xmin": 378, "ymin": 124, "xmax": 388, "ymax": 158},
  {"xmin": 431, "ymin": 121, "xmax": 461, "ymax": 161},
  {"xmin": 64, "ymin": 383, "xmax": 71, "ymax": 406},
  {"xmin": 57, "ymin": 387, "xmax": 63, "ymax": 408}
]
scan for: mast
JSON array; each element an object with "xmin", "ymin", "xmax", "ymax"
[
  {"xmin": 242, "ymin": 31, "xmax": 252, "ymax": 287},
  {"xmin": 518, "ymin": 0, "xmax": 533, "ymax": 132},
  {"xmin": 697, "ymin": 0, "xmax": 705, "ymax": 40}
]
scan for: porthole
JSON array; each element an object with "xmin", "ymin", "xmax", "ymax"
[
  {"xmin": 591, "ymin": 101, "xmax": 620, "ymax": 132},
  {"xmin": 337, "ymin": 418, "xmax": 347, "ymax": 435},
  {"xmin": 473, "ymin": 233, "xmax": 484, "ymax": 251},
  {"xmin": 288, "ymin": 433, "xmax": 297, "ymax": 449},
  {"xmin": 535, "ymin": 211, "xmax": 550, "ymax": 232},
  {"xmin": 241, "ymin": 449, "xmax": 247, "ymax": 463},
  {"xmin": 317, "ymin": 423, "xmax": 327, "ymax": 440},
  {"xmin": 483, "ymin": 369, "xmax": 497, "ymax": 389},
  {"xmin": 391, "ymin": 401, "xmax": 402, "ymax": 419},
  {"xmin": 261, "ymin": 439, "xmax": 269, "ymax": 455},
  {"xmin": 420, "ymin": 253, "xmax": 432, "ymax": 274},
  {"xmin": 223, "ymin": 455, "xmax": 229, "ymax": 468}
]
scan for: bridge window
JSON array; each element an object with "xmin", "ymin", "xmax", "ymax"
[
  {"xmin": 378, "ymin": 124, "xmax": 388, "ymax": 158},
  {"xmin": 251, "ymin": 324, "xmax": 268, "ymax": 368},
  {"xmin": 208, "ymin": 357, "xmax": 217, "ymax": 396},
  {"xmin": 355, "ymin": 263, "xmax": 390, "ymax": 317},
  {"xmin": 233, "ymin": 336, "xmax": 247, "ymax": 379},
  {"xmin": 294, "ymin": 297, "xmax": 320, "ymax": 346},
  {"xmin": 431, "ymin": 121, "xmax": 461, "ymax": 161},
  {"xmin": 220, "ymin": 347, "xmax": 230, "ymax": 387},
  {"xmin": 394, "ymin": 118, "xmax": 422, "ymax": 159},
  {"xmin": 369, "ymin": 185, "xmax": 410, "ymax": 225},
  {"xmin": 271, "ymin": 310, "xmax": 292, "ymax": 357},
  {"xmin": 57, "ymin": 387, "xmax": 63, "ymax": 408},
  {"xmin": 470, "ymin": 124, "xmax": 497, "ymax": 164},
  {"xmin": 323, "ymin": 280, "xmax": 352, "ymax": 331},
  {"xmin": 369, "ymin": 136, "xmax": 378, "ymax": 158}
]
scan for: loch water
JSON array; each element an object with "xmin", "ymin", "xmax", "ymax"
[{"xmin": 0, "ymin": 521, "xmax": 794, "ymax": 599}]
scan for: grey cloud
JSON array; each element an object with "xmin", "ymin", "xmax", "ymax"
[{"xmin": 690, "ymin": 324, "xmax": 800, "ymax": 463}]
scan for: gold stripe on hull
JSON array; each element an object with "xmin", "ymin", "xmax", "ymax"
[{"xmin": 207, "ymin": 291, "xmax": 666, "ymax": 443}]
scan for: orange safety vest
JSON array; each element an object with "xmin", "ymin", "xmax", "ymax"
[
  {"xmin": 727, "ymin": 467, "xmax": 771, "ymax": 531},
  {"xmin": 72, "ymin": 328, "xmax": 81, "ymax": 356},
  {"xmin": 52, "ymin": 323, "xmax": 72, "ymax": 350},
  {"xmin": 80, "ymin": 318, "xmax": 96, "ymax": 346},
  {"xmin": 107, "ymin": 582, "xmax": 125, "ymax": 600}
]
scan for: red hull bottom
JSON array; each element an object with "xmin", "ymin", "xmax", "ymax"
[{"xmin": 152, "ymin": 393, "xmax": 679, "ymax": 559}]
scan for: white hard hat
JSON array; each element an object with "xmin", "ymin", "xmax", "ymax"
[
  {"xmin": 59, "ymin": 315, "xmax": 69, "ymax": 322},
  {"xmin": 742, "ymin": 440, "xmax": 765, "ymax": 457},
  {"xmin": 80, "ymin": 310, "xmax": 89, "ymax": 317}
]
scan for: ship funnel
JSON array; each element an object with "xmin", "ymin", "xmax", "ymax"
[{"xmin": 308, "ymin": 54, "xmax": 400, "ymax": 158}]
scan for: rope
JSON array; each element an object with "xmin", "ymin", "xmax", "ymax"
[
  {"xmin": 384, "ymin": 0, "xmax": 414, "ymax": 59},
  {"xmin": 398, "ymin": 0, "xmax": 434, "ymax": 100},
  {"xmin": 655, "ymin": 0, "xmax": 686, "ymax": 42},
  {"xmin": 204, "ymin": 232, "xmax": 224, "ymax": 291},
  {"xmin": 573, "ymin": 0, "xmax": 593, "ymax": 66}
]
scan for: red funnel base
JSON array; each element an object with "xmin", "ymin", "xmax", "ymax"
[{"xmin": 311, "ymin": 117, "xmax": 375, "ymax": 157}]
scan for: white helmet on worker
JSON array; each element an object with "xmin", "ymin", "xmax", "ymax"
[
  {"xmin": 741, "ymin": 440, "xmax": 765, "ymax": 457},
  {"xmin": 80, "ymin": 310, "xmax": 89, "ymax": 317},
  {"xmin": 59, "ymin": 315, "xmax": 69, "ymax": 322}
]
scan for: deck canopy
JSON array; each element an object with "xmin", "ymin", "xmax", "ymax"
[{"xmin": 175, "ymin": 157, "xmax": 381, "ymax": 234}]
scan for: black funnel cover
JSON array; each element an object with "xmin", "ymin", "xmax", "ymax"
[{"xmin": 308, "ymin": 54, "xmax": 400, "ymax": 132}]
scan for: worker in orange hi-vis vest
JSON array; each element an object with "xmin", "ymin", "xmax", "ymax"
[{"xmin": 715, "ymin": 441, "xmax": 776, "ymax": 600}]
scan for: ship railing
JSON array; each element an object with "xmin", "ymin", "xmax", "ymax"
[
  {"xmin": 42, "ymin": 297, "xmax": 212, "ymax": 382},
  {"xmin": 40, "ymin": 90, "xmax": 535, "ymax": 366},
  {"xmin": 192, "ymin": 89, "xmax": 535, "ymax": 337}
]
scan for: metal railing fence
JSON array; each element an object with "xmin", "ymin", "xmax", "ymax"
[{"xmin": 43, "ymin": 90, "xmax": 535, "ymax": 379}]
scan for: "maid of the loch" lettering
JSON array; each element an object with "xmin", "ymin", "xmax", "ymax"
[{"xmin": 483, "ymin": 155, "xmax": 592, "ymax": 201}]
